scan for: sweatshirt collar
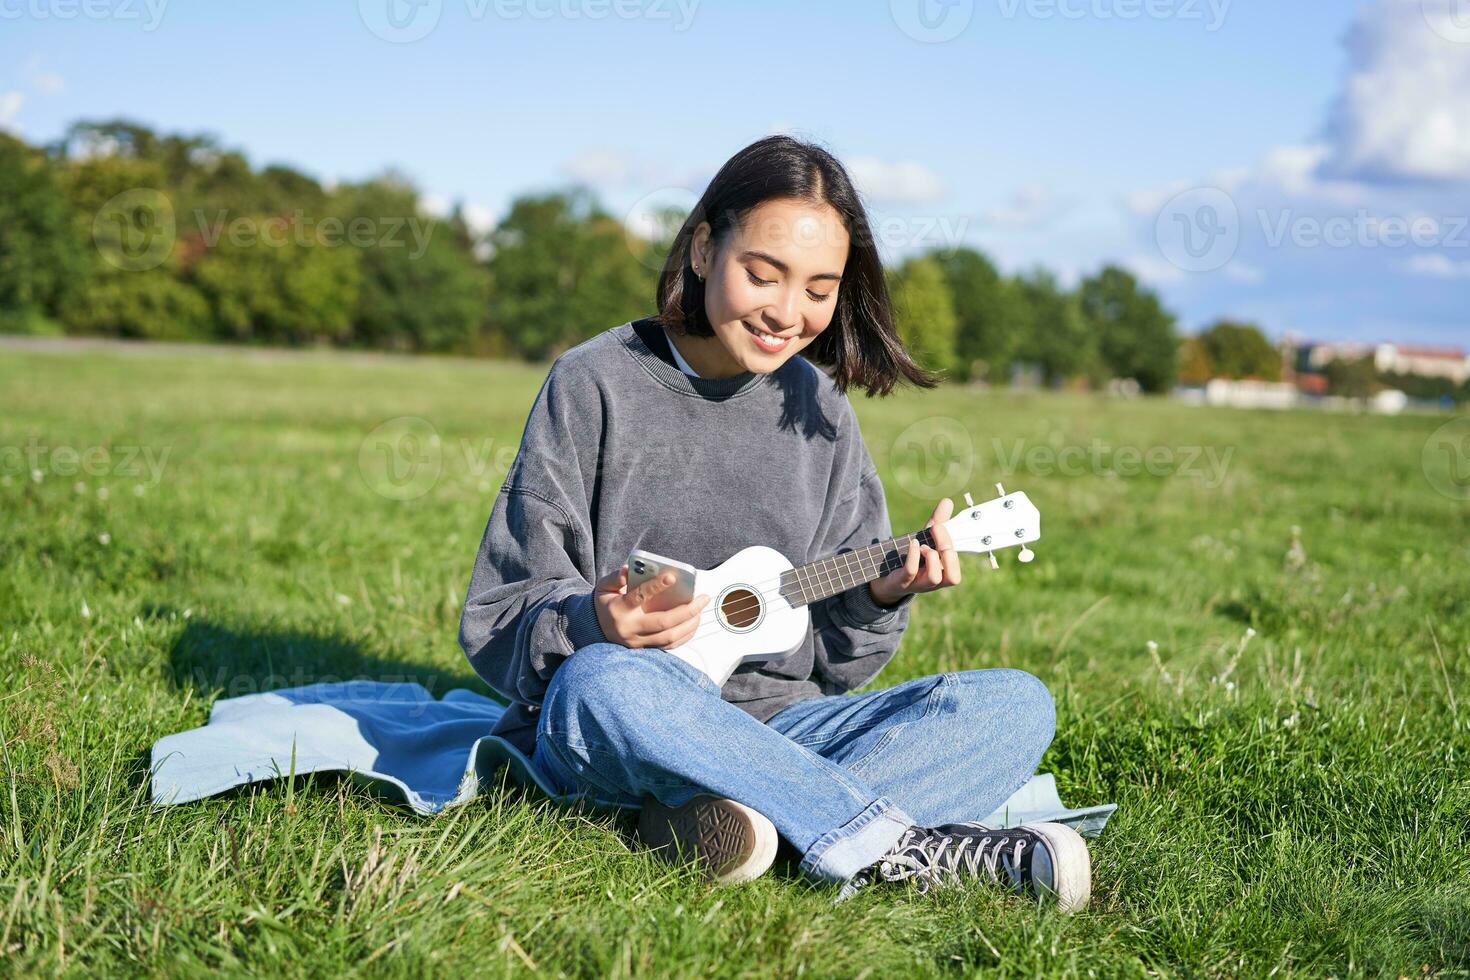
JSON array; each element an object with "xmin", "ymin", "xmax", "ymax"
[{"xmin": 620, "ymin": 319, "xmax": 774, "ymax": 399}]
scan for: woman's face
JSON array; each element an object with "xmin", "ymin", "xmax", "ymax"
[{"xmin": 687, "ymin": 197, "xmax": 849, "ymax": 376}]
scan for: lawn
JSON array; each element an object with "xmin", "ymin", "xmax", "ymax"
[{"xmin": 2, "ymin": 341, "xmax": 1467, "ymax": 977}]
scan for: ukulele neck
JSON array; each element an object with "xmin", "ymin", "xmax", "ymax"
[{"xmin": 780, "ymin": 527, "xmax": 939, "ymax": 608}]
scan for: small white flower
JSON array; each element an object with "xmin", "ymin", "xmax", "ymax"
[
  {"xmin": 335, "ymin": 593, "xmax": 352, "ymax": 606},
  {"xmin": 81, "ymin": 599, "xmax": 91, "ymax": 619},
  {"xmin": 133, "ymin": 484, "xmax": 146, "ymax": 497},
  {"xmin": 1245, "ymin": 628, "xmax": 1256, "ymax": 638},
  {"xmin": 1225, "ymin": 681, "xmax": 1235, "ymax": 691},
  {"xmin": 98, "ymin": 532, "xmax": 111, "ymax": 545},
  {"xmin": 97, "ymin": 486, "xmax": 110, "ymax": 501},
  {"xmin": 31, "ymin": 469, "xmax": 43, "ymax": 483},
  {"xmin": 1146, "ymin": 640, "xmax": 1158, "ymax": 652}
]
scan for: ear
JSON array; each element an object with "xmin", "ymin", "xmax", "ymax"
[{"xmin": 691, "ymin": 222, "xmax": 712, "ymax": 267}]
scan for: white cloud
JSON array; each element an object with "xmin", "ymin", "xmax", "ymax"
[
  {"xmin": 0, "ymin": 91, "xmax": 24, "ymax": 133},
  {"xmin": 460, "ymin": 202, "xmax": 497, "ymax": 237},
  {"xmin": 1222, "ymin": 262, "xmax": 1265, "ymax": 284},
  {"xmin": 1322, "ymin": 0, "xmax": 1470, "ymax": 184},
  {"xmin": 846, "ymin": 156, "xmax": 946, "ymax": 205},
  {"xmin": 421, "ymin": 194, "xmax": 498, "ymax": 237},
  {"xmin": 563, "ymin": 148, "xmax": 655, "ymax": 189},
  {"xmin": 1403, "ymin": 253, "xmax": 1470, "ymax": 278},
  {"xmin": 1120, "ymin": 253, "xmax": 1187, "ymax": 286},
  {"xmin": 34, "ymin": 72, "xmax": 65, "ymax": 95},
  {"xmin": 980, "ymin": 183, "xmax": 1070, "ymax": 230}
]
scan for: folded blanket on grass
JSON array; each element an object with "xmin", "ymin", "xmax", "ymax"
[{"xmin": 149, "ymin": 681, "xmax": 1118, "ymax": 835}]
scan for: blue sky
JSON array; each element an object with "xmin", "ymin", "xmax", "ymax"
[{"xmin": 3, "ymin": 0, "xmax": 1467, "ymax": 345}]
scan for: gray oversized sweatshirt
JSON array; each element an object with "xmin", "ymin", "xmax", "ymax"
[{"xmin": 457, "ymin": 317, "xmax": 915, "ymax": 757}]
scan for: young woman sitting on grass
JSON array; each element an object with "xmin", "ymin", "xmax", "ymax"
[{"xmin": 457, "ymin": 134, "xmax": 1090, "ymax": 910}]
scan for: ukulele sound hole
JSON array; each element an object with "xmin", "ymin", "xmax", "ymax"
[{"xmin": 720, "ymin": 587, "xmax": 761, "ymax": 629}]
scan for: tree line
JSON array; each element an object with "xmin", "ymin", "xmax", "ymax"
[{"xmin": 3, "ymin": 117, "xmax": 1404, "ymax": 397}]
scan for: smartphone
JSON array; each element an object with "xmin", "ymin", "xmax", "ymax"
[{"xmin": 626, "ymin": 549, "xmax": 698, "ymax": 613}]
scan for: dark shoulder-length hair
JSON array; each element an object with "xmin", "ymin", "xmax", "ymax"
[{"xmin": 655, "ymin": 135, "xmax": 942, "ymax": 398}]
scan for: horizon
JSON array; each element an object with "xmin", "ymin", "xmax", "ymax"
[{"xmin": 3, "ymin": 0, "xmax": 1468, "ymax": 347}]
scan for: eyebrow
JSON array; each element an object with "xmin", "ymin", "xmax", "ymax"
[{"xmin": 739, "ymin": 250, "xmax": 843, "ymax": 283}]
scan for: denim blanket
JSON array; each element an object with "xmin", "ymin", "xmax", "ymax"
[{"xmin": 149, "ymin": 681, "xmax": 1118, "ymax": 835}]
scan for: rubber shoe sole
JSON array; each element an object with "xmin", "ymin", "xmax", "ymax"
[
  {"xmin": 1020, "ymin": 822, "xmax": 1091, "ymax": 913},
  {"xmin": 636, "ymin": 794, "xmax": 778, "ymax": 885}
]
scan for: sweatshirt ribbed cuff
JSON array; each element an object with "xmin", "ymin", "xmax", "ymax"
[
  {"xmin": 562, "ymin": 592, "xmax": 607, "ymax": 653},
  {"xmin": 838, "ymin": 583, "xmax": 914, "ymax": 632}
]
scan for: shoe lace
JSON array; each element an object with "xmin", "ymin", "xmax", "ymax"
[{"xmin": 870, "ymin": 826, "xmax": 1028, "ymax": 896}]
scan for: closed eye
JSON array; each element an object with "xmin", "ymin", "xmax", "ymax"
[{"xmin": 746, "ymin": 270, "xmax": 834, "ymax": 303}]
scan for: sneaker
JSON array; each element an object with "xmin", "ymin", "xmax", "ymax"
[
  {"xmin": 636, "ymin": 794, "xmax": 779, "ymax": 885},
  {"xmin": 836, "ymin": 821, "xmax": 1091, "ymax": 912}
]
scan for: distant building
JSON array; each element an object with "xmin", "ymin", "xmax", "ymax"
[
  {"xmin": 1297, "ymin": 340, "xmax": 1469, "ymax": 384},
  {"xmin": 1300, "ymin": 340, "xmax": 1375, "ymax": 371},
  {"xmin": 1373, "ymin": 343, "xmax": 1470, "ymax": 384},
  {"xmin": 1204, "ymin": 378, "xmax": 1298, "ymax": 409}
]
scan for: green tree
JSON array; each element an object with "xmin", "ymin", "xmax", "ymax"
[
  {"xmin": 189, "ymin": 219, "xmax": 362, "ymax": 345},
  {"xmin": 330, "ymin": 177, "xmax": 489, "ymax": 352},
  {"xmin": 888, "ymin": 256, "xmax": 959, "ymax": 377},
  {"xmin": 1324, "ymin": 355, "xmax": 1379, "ymax": 398},
  {"xmin": 487, "ymin": 188, "xmax": 654, "ymax": 360},
  {"xmin": 932, "ymin": 247, "xmax": 1026, "ymax": 383},
  {"xmin": 1196, "ymin": 320, "xmax": 1281, "ymax": 381},
  {"xmin": 1078, "ymin": 264, "xmax": 1179, "ymax": 392},
  {"xmin": 1014, "ymin": 267, "xmax": 1095, "ymax": 386},
  {"xmin": 1178, "ymin": 336, "xmax": 1213, "ymax": 386},
  {"xmin": 53, "ymin": 136, "xmax": 215, "ymax": 339},
  {"xmin": 0, "ymin": 134, "xmax": 86, "ymax": 333}
]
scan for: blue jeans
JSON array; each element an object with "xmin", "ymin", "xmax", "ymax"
[{"xmin": 531, "ymin": 642, "xmax": 1057, "ymax": 887}]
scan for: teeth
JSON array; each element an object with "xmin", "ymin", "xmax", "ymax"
[{"xmin": 745, "ymin": 323, "xmax": 789, "ymax": 350}]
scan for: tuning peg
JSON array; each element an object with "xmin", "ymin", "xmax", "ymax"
[
  {"xmin": 964, "ymin": 491, "xmax": 974, "ymax": 509},
  {"xmin": 987, "ymin": 552, "xmax": 998, "ymax": 570},
  {"xmin": 1017, "ymin": 546, "xmax": 1035, "ymax": 563}
]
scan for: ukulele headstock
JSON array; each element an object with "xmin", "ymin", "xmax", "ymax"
[{"xmin": 942, "ymin": 484, "xmax": 1041, "ymax": 569}]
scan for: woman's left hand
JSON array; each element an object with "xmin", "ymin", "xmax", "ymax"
[{"xmin": 869, "ymin": 497, "xmax": 962, "ymax": 607}]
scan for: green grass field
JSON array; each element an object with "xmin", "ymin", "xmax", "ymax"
[{"xmin": 2, "ymin": 341, "xmax": 1468, "ymax": 977}]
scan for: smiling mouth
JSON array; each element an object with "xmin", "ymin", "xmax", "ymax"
[{"xmin": 743, "ymin": 321, "xmax": 793, "ymax": 352}]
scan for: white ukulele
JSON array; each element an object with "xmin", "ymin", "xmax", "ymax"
[{"xmin": 630, "ymin": 485, "xmax": 1041, "ymax": 687}]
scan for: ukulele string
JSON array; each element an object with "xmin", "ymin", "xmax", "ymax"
[{"xmin": 668, "ymin": 533, "xmax": 936, "ymax": 646}]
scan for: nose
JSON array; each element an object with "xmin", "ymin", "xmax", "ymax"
[{"xmin": 768, "ymin": 288, "xmax": 802, "ymax": 335}]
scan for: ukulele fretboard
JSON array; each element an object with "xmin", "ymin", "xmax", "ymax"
[{"xmin": 778, "ymin": 527, "xmax": 938, "ymax": 608}]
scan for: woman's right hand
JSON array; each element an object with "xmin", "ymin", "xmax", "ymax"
[{"xmin": 591, "ymin": 564, "xmax": 710, "ymax": 650}]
